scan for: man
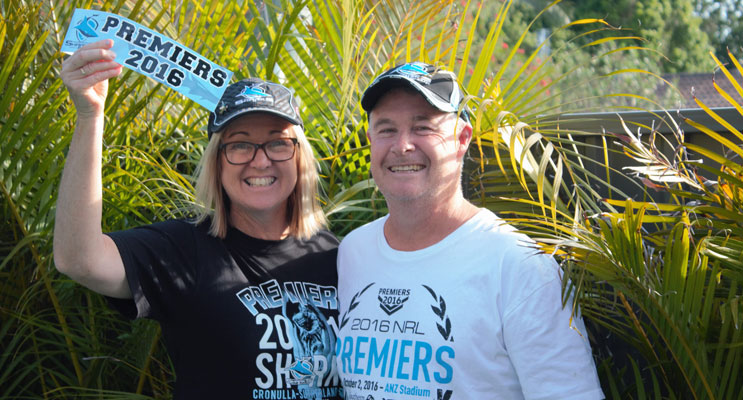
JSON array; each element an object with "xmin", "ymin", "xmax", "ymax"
[{"xmin": 336, "ymin": 62, "xmax": 604, "ymax": 400}]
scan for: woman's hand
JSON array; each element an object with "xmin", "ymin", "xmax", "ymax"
[{"xmin": 61, "ymin": 39, "xmax": 123, "ymax": 118}]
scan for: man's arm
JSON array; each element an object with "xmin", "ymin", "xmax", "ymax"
[
  {"xmin": 53, "ymin": 39, "xmax": 130, "ymax": 299},
  {"xmin": 503, "ymin": 251, "xmax": 604, "ymax": 400}
]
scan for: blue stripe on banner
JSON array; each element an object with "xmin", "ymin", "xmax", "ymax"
[{"xmin": 61, "ymin": 9, "xmax": 233, "ymax": 111}]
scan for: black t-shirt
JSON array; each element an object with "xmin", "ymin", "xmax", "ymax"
[{"xmin": 107, "ymin": 219, "xmax": 343, "ymax": 400}]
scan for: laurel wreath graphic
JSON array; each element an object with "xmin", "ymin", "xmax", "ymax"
[
  {"xmin": 340, "ymin": 282, "xmax": 374, "ymax": 329},
  {"xmin": 423, "ymin": 284, "xmax": 452, "ymax": 341}
]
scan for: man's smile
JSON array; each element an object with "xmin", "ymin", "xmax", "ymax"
[{"xmin": 388, "ymin": 164, "xmax": 425, "ymax": 172}]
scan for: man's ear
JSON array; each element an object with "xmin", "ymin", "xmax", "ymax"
[
  {"xmin": 457, "ymin": 121, "xmax": 473, "ymax": 158},
  {"xmin": 366, "ymin": 113, "xmax": 372, "ymax": 142}
]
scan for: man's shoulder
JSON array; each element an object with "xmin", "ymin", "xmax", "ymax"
[
  {"xmin": 466, "ymin": 208, "xmax": 521, "ymax": 238},
  {"xmin": 339, "ymin": 215, "xmax": 387, "ymax": 247},
  {"xmin": 464, "ymin": 209, "xmax": 553, "ymax": 262}
]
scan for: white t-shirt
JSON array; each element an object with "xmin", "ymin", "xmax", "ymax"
[{"xmin": 336, "ymin": 209, "xmax": 604, "ymax": 400}]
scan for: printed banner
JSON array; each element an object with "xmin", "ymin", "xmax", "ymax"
[{"xmin": 61, "ymin": 9, "xmax": 233, "ymax": 111}]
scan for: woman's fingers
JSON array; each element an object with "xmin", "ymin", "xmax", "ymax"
[
  {"xmin": 62, "ymin": 40, "xmax": 117, "ymax": 80},
  {"xmin": 77, "ymin": 60, "xmax": 123, "ymax": 80},
  {"xmin": 61, "ymin": 39, "xmax": 123, "ymax": 116},
  {"xmin": 65, "ymin": 46, "xmax": 116, "ymax": 72}
]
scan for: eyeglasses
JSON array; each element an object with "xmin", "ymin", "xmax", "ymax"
[{"xmin": 220, "ymin": 138, "xmax": 298, "ymax": 165}]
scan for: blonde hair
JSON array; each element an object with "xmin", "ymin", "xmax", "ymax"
[{"xmin": 193, "ymin": 124, "xmax": 327, "ymax": 239}]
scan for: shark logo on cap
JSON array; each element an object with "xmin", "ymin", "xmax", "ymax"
[
  {"xmin": 240, "ymin": 85, "xmax": 269, "ymax": 97},
  {"xmin": 390, "ymin": 62, "xmax": 432, "ymax": 84},
  {"xmin": 237, "ymin": 83, "xmax": 274, "ymax": 106},
  {"xmin": 74, "ymin": 16, "xmax": 99, "ymax": 40}
]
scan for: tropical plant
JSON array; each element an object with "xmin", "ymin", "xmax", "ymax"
[
  {"xmin": 3, "ymin": 0, "xmax": 739, "ymax": 398},
  {"xmin": 496, "ymin": 51, "xmax": 743, "ymax": 397},
  {"xmin": 608, "ymin": 52, "xmax": 743, "ymax": 398}
]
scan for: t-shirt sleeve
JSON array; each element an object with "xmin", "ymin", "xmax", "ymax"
[
  {"xmin": 501, "ymin": 246, "xmax": 605, "ymax": 400},
  {"xmin": 105, "ymin": 220, "xmax": 200, "ymax": 321}
]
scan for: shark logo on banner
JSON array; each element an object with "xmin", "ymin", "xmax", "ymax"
[
  {"xmin": 61, "ymin": 8, "xmax": 233, "ymax": 111},
  {"xmin": 74, "ymin": 16, "xmax": 99, "ymax": 40}
]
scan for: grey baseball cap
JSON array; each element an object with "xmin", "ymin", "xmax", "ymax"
[
  {"xmin": 208, "ymin": 78, "xmax": 303, "ymax": 138},
  {"xmin": 361, "ymin": 62, "xmax": 469, "ymax": 122}
]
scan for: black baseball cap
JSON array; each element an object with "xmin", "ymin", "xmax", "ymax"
[
  {"xmin": 361, "ymin": 62, "xmax": 469, "ymax": 122},
  {"xmin": 208, "ymin": 78, "xmax": 303, "ymax": 138}
]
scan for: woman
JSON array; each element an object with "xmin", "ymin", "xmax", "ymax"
[{"xmin": 54, "ymin": 39, "xmax": 342, "ymax": 400}]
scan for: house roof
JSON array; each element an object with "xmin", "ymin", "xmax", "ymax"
[
  {"xmin": 661, "ymin": 71, "xmax": 743, "ymax": 108},
  {"xmin": 555, "ymin": 107, "xmax": 743, "ymax": 135},
  {"xmin": 553, "ymin": 71, "xmax": 743, "ymax": 135}
]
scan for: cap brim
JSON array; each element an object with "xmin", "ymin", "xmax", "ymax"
[{"xmin": 209, "ymin": 108, "xmax": 302, "ymax": 137}]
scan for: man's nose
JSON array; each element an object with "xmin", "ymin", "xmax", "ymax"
[{"xmin": 391, "ymin": 129, "xmax": 415, "ymax": 154}]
